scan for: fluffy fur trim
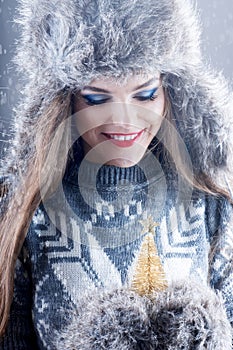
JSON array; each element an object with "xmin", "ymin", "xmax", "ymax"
[
  {"xmin": 15, "ymin": 0, "xmax": 201, "ymax": 90},
  {"xmin": 54, "ymin": 282, "xmax": 232, "ymax": 349}
]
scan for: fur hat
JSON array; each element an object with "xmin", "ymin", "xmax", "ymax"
[
  {"xmin": 54, "ymin": 282, "xmax": 232, "ymax": 349},
  {"xmin": 8, "ymin": 0, "xmax": 233, "ymax": 183}
]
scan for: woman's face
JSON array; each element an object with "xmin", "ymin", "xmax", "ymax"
[{"xmin": 74, "ymin": 73, "xmax": 165, "ymax": 167}]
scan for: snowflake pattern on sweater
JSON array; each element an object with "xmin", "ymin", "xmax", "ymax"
[{"xmin": 1, "ymin": 155, "xmax": 233, "ymax": 349}]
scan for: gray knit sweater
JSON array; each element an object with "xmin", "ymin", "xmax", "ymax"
[
  {"xmin": 1, "ymin": 150, "xmax": 233, "ymax": 349},
  {"xmin": 1, "ymin": 0, "xmax": 233, "ymax": 348}
]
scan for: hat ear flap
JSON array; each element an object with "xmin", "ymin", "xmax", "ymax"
[{"xmin": 164, "ymin": 71, "xmax": 231, "ymax": 178}]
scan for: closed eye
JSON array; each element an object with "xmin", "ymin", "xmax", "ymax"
[
  {"xmin": 133, "ymin": 87, "xmax": 159, "ymax": 101},
  {"xmin": 81, "ymin": 94, "xmax": 111, "ymax": 105}
]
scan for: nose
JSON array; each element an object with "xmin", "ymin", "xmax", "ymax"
[{"xmin": 110, "ymin": 102, "xmax": 137, "ymax": 128}]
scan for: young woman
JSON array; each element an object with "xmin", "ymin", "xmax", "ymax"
[{"xmin": 0, "ymin": 0, "xmax": 233, "ymax": 349}]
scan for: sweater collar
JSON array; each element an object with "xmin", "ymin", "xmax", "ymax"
[{"xmin": 63, "ymin": 142, "xmax": 164, "ymax": 189}]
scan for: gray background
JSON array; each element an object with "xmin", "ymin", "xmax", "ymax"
[{"xmin": 0, "ymin": 0, "xmax": 233, "ymax": 158}]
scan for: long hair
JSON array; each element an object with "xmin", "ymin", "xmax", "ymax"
[
  {"xmin": 0, "ymin": 90, "xmax": 72, "ymax": 336},
  {"xmin": 0, "ymin": 83, "xmax": 232, "ymax": 337}
]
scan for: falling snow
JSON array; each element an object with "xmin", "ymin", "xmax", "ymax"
[
  {"xmin": 0, "ymin": 1, "xmax": 18, "ymax": 159},
  {"xmin": 198, "ymin": 0, "xmax": 233, "ymax": 84}
]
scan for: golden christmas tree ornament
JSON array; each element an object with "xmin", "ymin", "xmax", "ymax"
[
  {"xmin": 139, "ymin": 215, "xmax": 159, "ymax": 235},
  {"xmin": 131, "ymin": 215, "xmax": 168, "ymax": 297}
]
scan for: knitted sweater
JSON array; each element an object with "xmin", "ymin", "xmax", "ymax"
[
  {"xmin": 1, "ymin": 0, "xmax": 233, "ymax": 348},
  {"xmin": 1, "ymin": 151, "xmax": 233, "ymax": 349}
]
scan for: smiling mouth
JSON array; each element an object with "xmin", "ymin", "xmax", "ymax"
[
  {"xmin": 107, "ymin": 133, "xmax": 138, "ymax": 141},
  {"xmin": 102, "ymin": 130, "xmax": 144, "ymax": 147}
]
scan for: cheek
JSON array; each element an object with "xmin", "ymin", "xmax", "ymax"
[
  {"xmin": 74, "ymin": 111, "xmax": 99, "ymax": 138},
  {"xmin": 142, "ymin": 100, "xmax": 165, "ymax": 129},
  {"xmin": 74, "ymin": 105, "xmax": 112, "ymax": 136},
  {"xmin": 150, "ymin": 92, "xmax": 166, "ymax": 130},
  {"xmin": 151, "ymin": 91, "xmax": 166, "ymax": 116},
  {"xmin": 82, "ymin": 129, "xmax": 97, "ymax": 142}
]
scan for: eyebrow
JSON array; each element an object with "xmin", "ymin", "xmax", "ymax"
[
  {"xmin": 81, "ymin": 86, "xmax": 110, "ymax": 93},
  {"xmin": 82, "ymin": 77, "xmax": 159, "ymax": 94},
  {"xmin": 134, "ymin": 77, "xmax": 159, "ymax": 91}
]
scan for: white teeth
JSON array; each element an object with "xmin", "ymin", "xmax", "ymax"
[{"xmin": 109, "ymin": 133, "xmax": 138, "ymax": 141}]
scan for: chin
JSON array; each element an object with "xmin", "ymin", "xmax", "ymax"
[
  {"xmin": 85, "ymin": 146, "xmax": 147, "ymax": 167},
  {"xmin": 106, "ymin": 158, "xmax": 140, "ymax": 167}
]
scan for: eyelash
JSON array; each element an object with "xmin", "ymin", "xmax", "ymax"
[
  {"xmin": 134, "ymin": 88, "xmax": 159, "ymax": 102},
  {"xmin": 81, "ymin": 87, "xmax": 159, "ymax": 106},
  {"xmin": 83, "ymin": 97, "xmax": 110, "ymax": 106}
]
